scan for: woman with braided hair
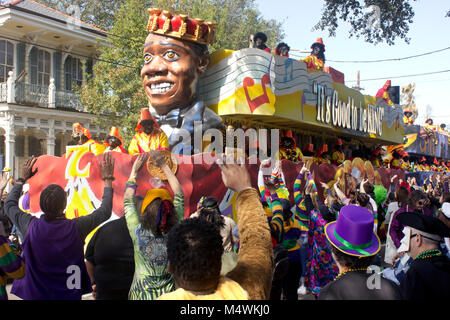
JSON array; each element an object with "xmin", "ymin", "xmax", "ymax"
[{"xmin": 124, "ymin": 150, "xmax": 184, "ymax": 300}]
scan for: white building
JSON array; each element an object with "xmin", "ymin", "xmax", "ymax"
[{"xmin": 0, "ymin": 0, "xmax": 109, "ymax": 177}]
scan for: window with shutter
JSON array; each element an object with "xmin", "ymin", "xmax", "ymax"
[
  {"xmin": 64, "ymin": 56, "xmax": 83, "ymax": 91},
  {"xmin": 29, "ymin": 47, "xmax": 51, "ymax": 86},
  {"xmin": 53, "ymin": 51, "xmax": 62, "ymax": 90},
  {"xmin": 0, "ymin": 40, "xmax": 14, "ymax": 83}
]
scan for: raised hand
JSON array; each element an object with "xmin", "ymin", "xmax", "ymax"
[
  {"xmin": 217, "ymin": 156, "xmax": 252, "ymax": 194},
  {"xmin": 98, "ymin": 152, "xmax": 115, "ymax": 181},
  {"xmin": 148, "ymin": 150, "xmax": 167, "ymax": 168},
  {"xmin": 0, "ymin": 171, "xmax": 9, "ymax": 190},
  {"xmin": 130, "ymin": 153, "xmax": 149, "ymax": 179},
  {"xmin": 19, "ymin": 156, "xmax": 38, "ymax": 182}
]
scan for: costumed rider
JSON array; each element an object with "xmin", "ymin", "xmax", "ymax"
[
  {"xmin": 438, "ymin": 123, "xmax": 448, "ymax": 135},
  {"xmin": 275, "ymin": 42, "xmax": 290, "ymax": 57},
  {"xmin": 390, "ymin": 149, "xmax": 403, "ymax": 170},
  {"xmin": 104, "ymin": 126, "xmax": 128, "ymax": 154},
  {"xmin": 142, "ymin": 9, "xmax": 225, "ymax": 154},
  {"xmin": 396, "ymin": 211, "xmax": 450, "ymax": 299},
  {"xmin": 423, "ymin": 117, "xmax": 438, "ymax": 146},
  {"xmin": 128, "ymin": 107, "xmax": 169, "ymax": 155},
  {"xmin": 331, "ymin": 138, "xmax": 345, "ymax": 166},
  {"xmin": 314, "ymin": 143, "xmax": 330, "ymax": 165},
  {"xmin": 71, "ymin": 123, "xmax": 106, "ymax": 155},
  {"xmin": 371, "ymin": 147, "xmax": 383, "ymax": 168},
  {"xmin": 253, "ymin": 32, "xmax": 271, "ymax": 53},
  {"xmin": 301, "ymin": 38, "xmax": 325, "ymax": 72},
  {"xmin": 278, "ymin": 130, "xmax": 302, "ymax": 163},
  {"xmin": 403, "ymin": 108, "xmax": 414, "ymax": 125},
  {"xmin": 375, "ymin": 80, "xmax": 394, "ymax": 106}
]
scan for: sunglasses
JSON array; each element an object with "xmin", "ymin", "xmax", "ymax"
[{"xmin": 416, "ymin": 201, "xmax": 425, "ymax": 205}]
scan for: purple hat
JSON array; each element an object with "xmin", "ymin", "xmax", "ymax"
[{"xmin": 325, "ymin": 205, "xmax": 380, "ymax": 257}]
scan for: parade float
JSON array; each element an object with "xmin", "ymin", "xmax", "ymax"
[{"xmin": 21, "ymin": 9, "xmax": 409, "ymax": 242}]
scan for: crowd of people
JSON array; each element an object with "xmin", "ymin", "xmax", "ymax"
[{"xmin": 0, "ymin": 142, "xmax": 449, "ymax": 300}]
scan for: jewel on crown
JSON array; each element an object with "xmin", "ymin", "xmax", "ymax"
[{"xmin": 146, "ymin": 8, "xmax": 217, "ymax": 46}]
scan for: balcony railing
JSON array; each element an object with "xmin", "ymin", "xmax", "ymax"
[
  {"xmin": 1, "ymin": 71, "xmax": 84, "ymax": 111},
  {"xmin": 0, "ymin": 82, "xmax": 6, "ymax": 102},
  {"xmin": 15, "ymin": 82, "xmax": 49, "ymax": 107}
]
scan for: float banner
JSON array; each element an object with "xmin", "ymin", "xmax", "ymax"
[
  {"xmin": 27, "ymin": 150, "xmax": 404, "ymax": 234},
  {"xmin": 198, "ymin": 49, "xmax": 404, "ymax": 145},
  {"xmin": 403, "ymin": 125, "xmax": 450, "ymax": 159}
]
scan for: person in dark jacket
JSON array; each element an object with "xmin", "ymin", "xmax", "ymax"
[
  {"xmin": 397, "ymin": 211, "xmax": 450, "ymax": 299},
  {"xmin": 319, "ymin": 205, "xmax": 401, "ymax": 300}
]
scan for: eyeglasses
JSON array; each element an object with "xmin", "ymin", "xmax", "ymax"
[{"xmin": 410, "ymin": 234, "xmax": 418, "ymax": 239}]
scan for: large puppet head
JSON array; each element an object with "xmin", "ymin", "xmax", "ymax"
[{"xmin": 141, "ymin": 9, "xmax": 216, "ymax": 115}]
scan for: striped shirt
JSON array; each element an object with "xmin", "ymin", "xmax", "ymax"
[{"xmin": 0, "ymin": 235, "xmax": 25, "ymax": 300}]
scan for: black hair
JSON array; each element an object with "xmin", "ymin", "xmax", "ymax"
[
  {"xmin": 275, "ymin": 42, "xmax": 290, "ymax": 55},
  {"xmin": 279, "ymin": 198, "xmax": 293, "ymax": 223},
  {"xmin": 363, "ymin": 182, "xmax": 374, "ymax": 195},
  {"xmin": 167, "ymin": 218, "xmax": 223, "ymax": 290},
  {"xmin": 311, "ymin": 43, "xmax": 326, "ymax": 63},
  {"xmin": 254, "ymin": 32, "xmax": 268, "ymax": 43},
  {"xmin": 40, "ymin": 184, "xmax": 67, "ymax": 221},
  {"xmin": 330, "ymin": 245, "xmax": 375, "ymax": 269},
  {"xmin": 199, "ymin": 196, "xmax": 225, "ymax": 230},
  {"xmin": 139, "ymin": 197, "xmax": 178, "ymax": 236}
]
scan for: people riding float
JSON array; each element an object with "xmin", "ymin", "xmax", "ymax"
[
  {"xmin": 371, "ymin": 147, "xmax": 383, "ymax": 168},
  {"xmin": 278, "ymin": 131, "xmax": 303, "ymax": 163},
  {"xmin": 302, "ymin": 142, "xmax": 315, "ymax": 158},
  {"xmin": 403, "ymin": 108, "xmax": 414, "ymax": 125},
  {"xmin": 390, "ymin": 149, "xmax": 403, "ymax": 170},
  {"xmin": 423, "ymin": 117, "xmax": 438, "ymax": 146},
  {"xmin": 331, "ymin": 139, "xmax": 345, "ymax": 166},
  {"xmin": 438, "ymin": 123, "xmax": 448, "ymax": 135},
  {"xmin": 275, "ymin": 42, "xmax": 290, "ymax": 57},
  {"xmin": 142, "ymin": 9, "xmax": 225, "ymax": 154},
  {"xmin": 314, "ymin": 143, "xmax": 331, "ymax": 165},
  {"xmin": 396, "ymin": 211, "xmax": 450, "ymax": 299},
  {"xmin": 253, "ymin": 32, "xmax": 271, "ymax": 53},
  {"xmin": 72, "ymin": 123, "xmax": 106, "ymax": 155},
  {"xmin": 104, "ymin": 127, "xmax": 128, "ymax": 154},
  {"xmin": 301, "ymin": 38, "xmax": 325, "ymax": 72},
  {"xmin": 375, "ymin": 80, "xmax": 394, "ymax": 106},
  {"xmin": 128, "ymin": 108, "xmax": 169, "ymax": 155}
]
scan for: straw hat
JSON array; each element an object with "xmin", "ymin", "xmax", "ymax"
[{"xmin": 146, "ymin": 150, "xmax": 178, "ymax": 180}]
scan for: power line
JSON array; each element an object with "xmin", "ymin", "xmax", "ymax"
[
  {"xmin": 327, "ymin": 46, "xmax": 450, "ymax": 63},
  {"xmin": 0, "ymin": 35, "xmax": 140, "ymax": 70},
  {"xmin": 346, "ymin": 70, "xmax": 450, "ymax": 83}
]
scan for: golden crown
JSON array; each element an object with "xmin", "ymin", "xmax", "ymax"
[{"xmin": 146, "ymin": 8, "xmax": 217, "ymax": 46}]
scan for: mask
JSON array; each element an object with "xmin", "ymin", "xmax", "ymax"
[{"xmin": 397, "ymin": 226, "xmax": 411, "ymax": 253}]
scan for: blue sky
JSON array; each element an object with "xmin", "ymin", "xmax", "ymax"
[{"xmin": 256, "ymin": 0, "xmax": 450, "ymax": 125}]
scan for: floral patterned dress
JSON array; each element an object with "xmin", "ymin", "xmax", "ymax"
[
  {"xmin": 304, "ymin": 207, "xmax": 339, "ymax": 296},
  {"xmin": 293, "ymin": 171, "xmax": 338, "ymax": 296}
]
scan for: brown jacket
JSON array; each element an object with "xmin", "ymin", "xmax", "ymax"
[{"xmin": 226, "ymin": 188, "xmax": 274, "ymax": 300}]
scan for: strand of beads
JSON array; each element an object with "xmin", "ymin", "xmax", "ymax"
[
  {"xmin": 334, "ymin": 267, "xmax": 368, "ymax": 281},
  {"xmin": 415, "ymin": 249, "xmax": 442, "ymax": 260}
]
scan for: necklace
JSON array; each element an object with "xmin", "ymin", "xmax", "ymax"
[
  {"xmin": 415, "ymin": 249, "xmax": 442, "ymax": 260},
  {"xmin": 334, "ymin": 267, "xmax": 368, "ymax": 281}
]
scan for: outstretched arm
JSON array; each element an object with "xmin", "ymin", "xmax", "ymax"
[
  {"xmin": 218, "ymin": 157, "xmax": 273, "ymax": 300},
  {"xmin": 149, "ymin": 150, "xmax": 184, "ymax": 220}
]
